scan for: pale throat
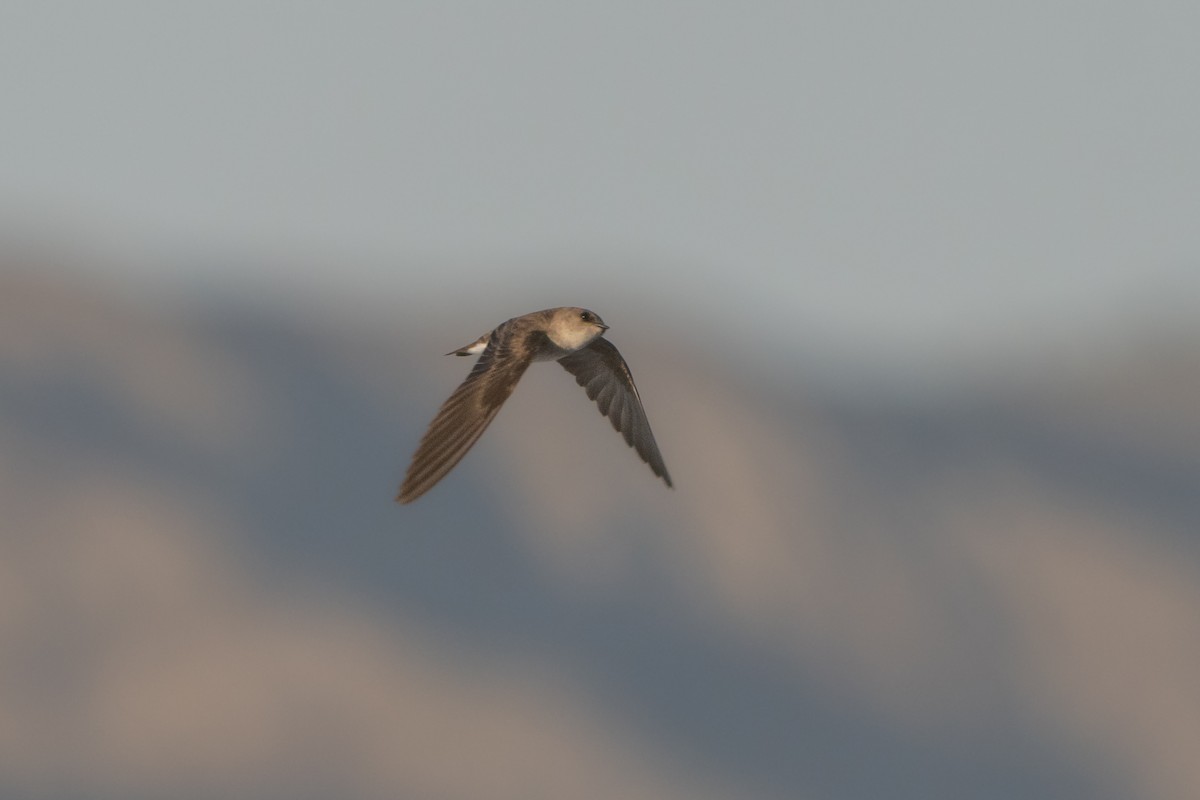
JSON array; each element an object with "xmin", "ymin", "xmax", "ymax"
[{"xmin": 547, "ymin": 323, "xmax": 601, "ymax": 352}]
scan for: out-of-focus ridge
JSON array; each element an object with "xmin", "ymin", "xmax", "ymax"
[{"xmin": 1, "ymin": 267, "xmax": 1196, "ymax": 800}]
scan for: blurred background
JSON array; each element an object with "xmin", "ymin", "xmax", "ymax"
[{"xmin": 3, "ymin": 3, "xmax": 1199, "ymax": 799}]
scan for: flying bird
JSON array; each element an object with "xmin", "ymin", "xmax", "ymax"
[{"xmin": 397, "ymin": 307, "xmax": 672, "ymax": 503}]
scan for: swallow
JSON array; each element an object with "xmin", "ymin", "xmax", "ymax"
[{"xmin": 397, "ymin": 307, "xmax": 672, "ymax": 503}]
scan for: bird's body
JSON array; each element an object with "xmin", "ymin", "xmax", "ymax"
[{"xmin": 397, "ymin": 307, "xmax": 672, "ymax": 503}]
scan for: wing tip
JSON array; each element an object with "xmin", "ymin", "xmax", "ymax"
[{"xmin": 657, "ymin": 466, "xmax": 674, "ymax": 489}]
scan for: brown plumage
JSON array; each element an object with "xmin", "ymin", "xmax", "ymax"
[{"xmin": 397, "ymin": 307, "xmax": 672, "ymax": 503}]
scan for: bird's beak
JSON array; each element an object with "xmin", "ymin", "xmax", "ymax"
[{"xmin": 597, "ymin": 323, "xmax": 610, "ymax": 332}]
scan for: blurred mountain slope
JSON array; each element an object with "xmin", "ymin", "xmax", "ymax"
[{"xmin": 1, "ymin": 266, "xmax": 1197, "ymax": 800}]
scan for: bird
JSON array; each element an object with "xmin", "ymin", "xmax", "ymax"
[{"xmin": 397, "ymin": 307, "xmax": 672, "ymax": 503}]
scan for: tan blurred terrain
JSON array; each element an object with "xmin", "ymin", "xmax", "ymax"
[{"xmin": 1, "ymin": 266, "xmax": 1198, "ymax": 800}]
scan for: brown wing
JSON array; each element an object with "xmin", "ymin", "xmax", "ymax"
[
  {"xmin": 397, "ymin": 328, "xmax": 537, "ymax": 503},
  {"xmin": 558, "ymin": 337, "xmax": 673, "ymax": 487}
]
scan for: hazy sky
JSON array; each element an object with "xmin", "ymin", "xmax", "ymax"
[{"xmin": 4, "ymin": 2, "xmax": 1199, "ymax": 363}]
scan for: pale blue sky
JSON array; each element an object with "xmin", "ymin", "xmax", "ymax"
[{"xmin": 4, "ymin": 2, "xmax": 1198, "ymax": 365}]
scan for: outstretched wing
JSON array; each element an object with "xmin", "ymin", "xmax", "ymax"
[
  {"xmin": 557, "ymin": 337, "xmax": 672, "ymax": 487},
  {"xmin": 397, "ymin": 328, "xmax": 538, "ymax": 503}
]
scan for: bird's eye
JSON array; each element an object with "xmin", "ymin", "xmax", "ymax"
[{"xmin": 580, "ymin": 311, "xmax": 593, "ymax": 322}]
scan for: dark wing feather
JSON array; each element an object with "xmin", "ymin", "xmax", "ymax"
[
  {"xmin": 558, "ymin": 337, "xmax": 673, "ymax": 487},
  {"xmin": 397, "ymin": 328, "xmax": 537, "ymax": 503}
]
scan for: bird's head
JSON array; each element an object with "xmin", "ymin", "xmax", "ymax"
[{"xmin": 548, "ymin": 307, "xmax": 608, "ymax": 350}]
